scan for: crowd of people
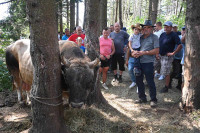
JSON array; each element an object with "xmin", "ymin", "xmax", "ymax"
[{"xmin": 59, "ymin": 20, "xmax": 186, "ymax": 108}]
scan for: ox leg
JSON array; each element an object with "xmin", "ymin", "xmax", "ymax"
[
  {"xmin": 26, "ymin": 91, "xmax": 31, "ymax": 105},
  {"xmin": 17, "ymin": 89, "xmax": 22, "ymax": 102}
]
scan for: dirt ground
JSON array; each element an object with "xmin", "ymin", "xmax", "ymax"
[{"xmin": 0, "ymin": 68, "xmax": 200, "ymax": 133}]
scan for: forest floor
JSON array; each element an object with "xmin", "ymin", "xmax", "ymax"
[{"xmin": 0, "ymin": 68, "xmax": 200, "ymax": 133}]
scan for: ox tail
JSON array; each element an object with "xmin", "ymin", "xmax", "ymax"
[{"xmin": 5, "ymin": 47, "xmax": 19, "ymax": 90}]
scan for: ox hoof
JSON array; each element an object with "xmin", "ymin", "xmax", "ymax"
[{"xmin": 19, "ymin": 101, "xmax": 26, "ymax": 107}]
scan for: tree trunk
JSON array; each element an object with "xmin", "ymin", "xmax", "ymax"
[
  {"xmin": 83, "ymin": 0, "xmax": 86, "ymax": 30},
  {"xmin": 76, "ymin": 0, "xmax": 79, "ymax": 26},
  {"xmin": 151, "ymin": 0, "xmax": 159, "ymax": 25},
  {"xmin": 26, "ymin": 0, "xmax": 69, "ymax": 132},
  {"xmin": 66, "ymin": 0, "xmax": 69, "ymax": 28},
  {"xmin": 178, "ymin": 0, "xmax": 183, "ymax": 18},
  {"xmin": 70, "ymin": 0, "xmax": 75, "ymax": 33},
  {"xmin": 182, "ymin": 0, "xmax": 200, "ymax": 112},
  {"xmin": 112, "ymin": 0, "xmax": 115, "ymax": 24},
  {"xmin": 59, "ymin": 0, "xmax": 63, "ymax": 39},
  {"xmin": 119, "ymin": 0, "xmax": 123, "ymax": 28},
  {"xmin": 115, "ymin": 0, "xmax": 118, "ymax": 23},
  {"xmin": 84, "ymin": 0, "xmax": 107, "ymax": 105},
  {"xmin": 99, "ymin": 0, "xmax": 107, "ymax": 33},
  {"xmin": 148, "ymin": 0, "xmax": 152, "ymax": 20}
]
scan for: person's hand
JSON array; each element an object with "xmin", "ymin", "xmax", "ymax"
[
  {"xmin": 105, "ymin": 55, "xmax": 111, "ymax": 59},
  {"xmin": 167, "ymin": 52, "xmax": 174, "ymax": 56},
  {"xmin": 100, "ymin": 55, "xmax": 105, "ymax": 60},
  {"xmin": 132, "ymin": 50, "xmax": 139, "ymax": 58},
  {"xmin": 124, "ymin": 47, "xmax": 127, "ymax": 52},
  {"xmin": 137, "ymin": 51, "xmax": 144, "ymax": 57},
  {"xmin": 156, "ymin": 54, "xmax": 160, "ymax": 60},
  {"xmin": 125, "ymin": 60, "xmax": 128, "ymax": 67}
]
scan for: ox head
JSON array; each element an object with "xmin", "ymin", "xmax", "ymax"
[{"xmin": 61, "ymin": 56, "xmax": 99, "ymax": 108}]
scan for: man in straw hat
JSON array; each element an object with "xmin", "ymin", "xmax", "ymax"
[{"xmin": 132, "ymin": 20, "xmax": 159, "ymax": 107}]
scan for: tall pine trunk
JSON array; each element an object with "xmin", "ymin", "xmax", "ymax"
[
  {"xmin": 99, "ymin": 0, "xmax": 107, "ymax": 33},
  {"xmin": 59, "ymin": 0, "xmax": 63, "ymax": 39},
  {"xmin": 84, "ymin": 0, "xmax": 107, "ymax": 105},
  {"xmin": 119, "ymin": 0, "xmax": 123, "ymax": 28},
  {"xmin": 27, "ymin": 0, "xmax": 69, "ymax": 132},
  {"xmin": 148, "ymin": 0, "xmax": 152, "ymax": 20},
  {"xmin": 70, "ymin": 0, "xmax": 75, "ymax": 33},
  {"xmin": 182, "ymin": 0, "xmax": 200, "ymax": 112},
  {"xmin": 76, "ymin": 0, "xmax": 79, "ymax": 26},
  {"xmin": 66, "ymin": 0, "xmax": 69, "ymax": 28},
  {"xmin": 151, "ymin": 0, "xmax": 159, "ymax": 25},
  {"xmin": 115, "ymin": 0, "xmax": 118, "ymax": 23}
]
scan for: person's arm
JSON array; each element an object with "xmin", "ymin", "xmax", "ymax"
[
  {"xmin": 128, "ymin": 41, "xmax": 133, "ymax": 52},
  {"xmin": 137, "ymin": 48, "xmax": 159, "ymax": 56},
  {"xmin": 126, "ymin": 47, "xmax": 130, "ymax": 67},
  {"xmin": 99, "ymin": 38, "xmax": 105, "ymax": 60},
  {"xmin": 167, "ymin": 34, "xmax": 183, "ymax": 56},
  {"xmin": 167, "ymin": 44, "xmax": 182, "ymax": 56},
  {"xmin": 181, "ymin": 34, "xmax": 185, "ymax": 44},
  {"xmin": 105, "ymin": 40, "xmax": 115, "ymax": 59}
]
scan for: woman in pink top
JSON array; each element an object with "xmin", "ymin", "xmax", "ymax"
[{"xmin": 99, "ymin": 28, "xmax": 115, "ymax": 89}]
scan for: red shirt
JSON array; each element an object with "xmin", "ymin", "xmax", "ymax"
[{"xmin": 68, "ymin": 34, "xmax": 85, "ymax": 46}]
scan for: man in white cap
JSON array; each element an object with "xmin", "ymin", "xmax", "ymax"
[
  {"xmin": 172, "ymin": 24, "xmax": 181, "ymax": 36},
  {"xmin": 159, "ymin": 21, "xmax": 182, "ymax": 93}
]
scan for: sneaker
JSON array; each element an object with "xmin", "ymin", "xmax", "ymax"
[
  {"xmin": 113, "ymin": 74, "xmax": 118, "ymax": 82},
  {"xmin": 154, "ymin": 73, "xmax": 160, "ymax": 78},
  {"xmin": 129, "ymin": 82, "xmax": 136, "ymax": 89},
  {"xmin": 118, "ymin": 75, "xmax": 122, "ymax": 83},
  {"xmin": 134, "ymin": 68, "xmax": 141, "ymax": 76},
  {"xmin": 160, "ymin": 86, "xmax": 168, "ymax": 93},
  {"xmin": 150, "ymin": 101, "xmax": 157, "ymax": 108},
  {"xmin": 158, "ymin": 75, "xmax": 165, "ymax": 80},
  {"xmin": 134, "ymin": 99, "xmax": 147, "ymax": 104},
  {"xmin": 102, "ymin": 83, "xmax": 109, "ymax": 90}
]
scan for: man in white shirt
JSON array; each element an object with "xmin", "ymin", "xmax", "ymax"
[{"xmin": 154, "ymin": 22, "xmax": 165, "ymax": 80}]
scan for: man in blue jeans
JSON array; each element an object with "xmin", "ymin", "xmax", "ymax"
[{"xmin": 132, "ymin": 20, "xmax": 159, "ymax": 107}]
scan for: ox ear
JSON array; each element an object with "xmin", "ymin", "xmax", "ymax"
[
  {"xmin": 88, "ymin": 58, "xmax": 100, "ymax": 68},
  {"xmin": 61, "ymin": 56, "xmax": 71, "ymax": 68}
]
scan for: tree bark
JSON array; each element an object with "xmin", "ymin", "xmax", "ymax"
[
  {"xmin": 182, "ymin": 0, "xmax": 200, "ymax": 112},
  {"xmin": 119, "ymin": 0, "xmax": 123, "ymax": 28},
  {"xmin": 148, "ymin": 0, "xmax": 152, "ymax": 20},
  {"xmin": 84, "ymin": 0, "xmax": 107, "ymax": 106},
  {"xmin": 151, "ymin": 0, "xmax": 159, "ymax": 25},
  {"xmin": 59, "ymin": 0, "xmax": 63, "ymax": 39},
  {"xmin": 66, "ymin": 0, "xmax": 69, "ymax": 28},
  {"xmin": 115, "ymin": 0, "xmax": 118, "ymax": 23},
  {"xmin": 27, "ymin": 0, "xmax": 69, "ymax": 132},
  {"xmin": 99, "ymin": 0, "xmax": 107, "ymax": 33},
  {"xmin": 76, "ymin": 0, "xmax": 79, "ymax": 26},
  {"xmin": 70, "ymin": 0, "xmax": 75, "ymax": 33}
]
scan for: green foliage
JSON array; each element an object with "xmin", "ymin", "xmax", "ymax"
[
  {"xmin": 0, "ymin": 0, "xmax": 29, "ymax": 41},
  {"xmin": 0, "ymin": 34, "xmax": 12, "ymax": 91}
]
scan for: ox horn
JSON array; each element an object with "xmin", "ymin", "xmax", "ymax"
[
  {"xmin": 88, "ymin": 58, "xmax": 100, "ymax": 68},
  {"xmin": 61, "ymin": 56, "xmax": 71, "ymax": 68}
]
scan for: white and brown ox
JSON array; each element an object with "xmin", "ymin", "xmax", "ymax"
[{"xmin": 6, "ymin": 39, "xmax": 99, "ymax": 108}]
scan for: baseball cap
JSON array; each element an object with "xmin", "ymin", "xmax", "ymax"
[
  {"xmin": 172, "ymin": 24, "xmax": 178, "ymax": 27},
  {"xmin": 164, "ymin": 21, "xmax": 173, "ymax": 27}
]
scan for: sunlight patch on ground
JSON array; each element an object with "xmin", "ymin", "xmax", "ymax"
[
  {"xmin": 163, "ymin": 98, "xmax": 175, "ymax": 103},
  {"xmin": 4, "ymin": 112, "xmax": 28, "ymax": 122},
  {"xmin": 102, "ymin": 91, "xmax": 152, "ymax": 123}
]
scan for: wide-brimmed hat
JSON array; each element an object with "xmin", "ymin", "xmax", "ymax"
[
  {"xmin": 131, "ymin": 23, "xmax": 142, "ymax": 30},
  {"xmin": 141, "ymin": 20, "xmax": 155, "ymax": 27}
]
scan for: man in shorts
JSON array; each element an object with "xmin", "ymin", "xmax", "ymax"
[
  {"xmin": 110, "ymin": 22, "xmax": 129, "ymax": 83},
  {"xmin": 159, "ymin": 21, "xmax": 182, "ymax": 93}
]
